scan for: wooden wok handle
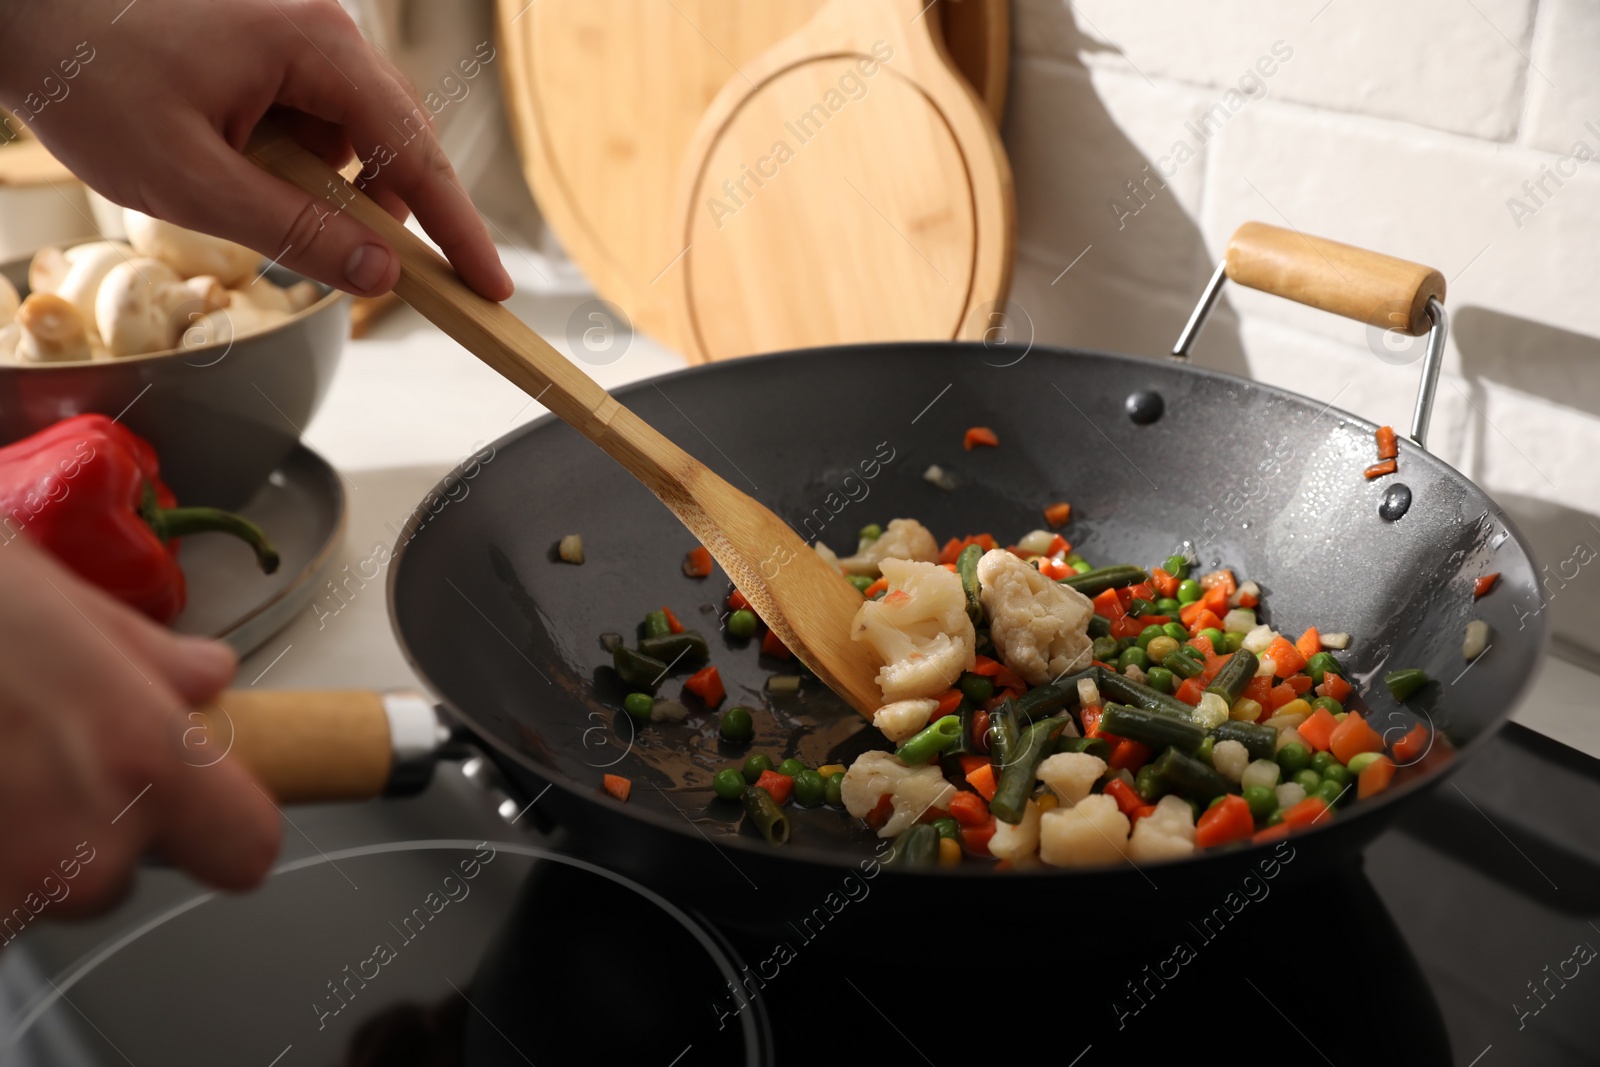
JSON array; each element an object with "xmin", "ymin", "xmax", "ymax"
[
  {"xmin": 189, "ymin": 689, "xmax": 440, "ymax": 803},
  {"xmin": 1225, "ymin": 222, "xmax": 1445, "ymax": 336}
]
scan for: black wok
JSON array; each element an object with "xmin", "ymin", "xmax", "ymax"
[{"xmin": 386, "ymin": 320, "xmax": 1545, "ymax": 928}]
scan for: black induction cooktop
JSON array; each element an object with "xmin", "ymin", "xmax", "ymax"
[{"xmin": 4, "ymin": 721, "xmax": 1597, "ymax": 1066}]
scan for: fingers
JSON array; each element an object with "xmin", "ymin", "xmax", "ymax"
[
  {"xmin": 149, "ymin": 754, "xmax": 283, "ymax": 892},
  {"xmin": 74, "ymin": 570, "xmax": 238, "ymax": 706}
]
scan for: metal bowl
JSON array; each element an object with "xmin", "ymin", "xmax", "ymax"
[{"xmin": 0, "ymin": 250, "xmax": 348, "ymax": 508}]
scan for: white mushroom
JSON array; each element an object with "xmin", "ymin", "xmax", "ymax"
[
  {"xmin": 0, "ymin": 323, "xmax": 20, "ymax": 360},
  {"xmin": 230, "ymin": 274, "xmax": 293, "ymax": 314},
  {"xmin": 54, "ymin": 242, "xmax": 134, "ymax": 339},
  {"xmin": 0, "ymin": 273, "xmax": 18, "ymax": 327},
  {"xmin": 95, "ymin": 257, "xmax": 183, "ymax": 357},
  {"xmin": 282, "ymin": 279, "xmax": 321, "ymax": 312},
  {"xmin": 123, "ymin": 209, "xmax": 261, "ymax": 287},
  {"xmin": 28, "ymin": 245, "xmax": 70, "ymax": 295},
  {"xmin": 16, "ymin": 293, "xmax": 93, "ymax": 362}
]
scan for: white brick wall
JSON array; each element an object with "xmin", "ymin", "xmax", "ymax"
[{"xmin": 1006, "ymin": 0, "xmax": 1600, "ymax": 657}]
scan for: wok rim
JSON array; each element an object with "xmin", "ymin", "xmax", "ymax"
[{"xmin": 386, "ymin": 339, "xmax": 1551, "ymax": 879}]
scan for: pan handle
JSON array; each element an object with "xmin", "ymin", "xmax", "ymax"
[
  {"xmin": 1172, "ymin": 222, "xmax": 1449, "ymax": 450},
  {"xmin": 185, "ymin": 690, "xmax": 446, "ymax": 803}
]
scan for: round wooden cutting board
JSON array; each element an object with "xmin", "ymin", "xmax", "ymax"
[
  {"xmin": 494, "ymin": 0, "xmax": 1008, "ymax": 352},
  {"xmin": 673, "ymin": 0, "xmax": 1013, "ymax": 362}
]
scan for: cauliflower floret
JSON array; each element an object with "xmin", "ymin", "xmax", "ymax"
[
  {"xmin": 840, "ymin": 750, "xmax": 957, "ymax": 838},
  {"xmin": 834, "ymin": 518, "xmax": 939, "ymax": 576},
  {"xmin": 1211, "ymin": 739, "xmax": 1250, "ymax": 783},
  {"xmin": 975, "ymin": 549, "xmax": 1095, "ymax": 686},
  {"xmin": 1035, "ymin": 751, "xmax": 1106, "ymax": 807},
  {"xmin": 813, "ymin": 541, "xmax": 840, "ymax": 566},
  {"xmin": 872, "ymin": 697, "xmax": 939, "ymax": 743},
  {"xmin": 1039, "ymin": 793, "xmax": 1130, "ymax": 868},
  {"xmin": 1127, "ymin": 795, "xmax": 1196, "ymax": 863},
  {"xmin": 988, "ymin": 799, "xmax": 1043, "ymax": 862},
  {"xmin": 852, "ymin": 558, "xmax": 975, "ymax": 701}
]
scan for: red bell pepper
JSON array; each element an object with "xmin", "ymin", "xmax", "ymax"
[
  {"xmin": 0, "ymin": 414, "xmax": 277, "ymax": 622},
  {"xmin": 1195, "ymin": 794, "xmax": 1254, "ymax": 848}
]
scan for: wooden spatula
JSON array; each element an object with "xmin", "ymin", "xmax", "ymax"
[{"xmin": 245, "ymin": 128, "xmax": 884, "ymax": 717}]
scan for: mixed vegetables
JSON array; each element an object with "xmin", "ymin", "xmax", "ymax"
[{"xmin": 596, "ymin": 509, "xmax": 1459, "ymax": 871}]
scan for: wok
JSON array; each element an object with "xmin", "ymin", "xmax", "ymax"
[{"xmin": 214, "ymin": 224, "xmax": 1546, "ymax": 930}]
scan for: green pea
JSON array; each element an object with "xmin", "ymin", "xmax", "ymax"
[
  {"xmin": 1195, "ymin": 736, "xmax": 1216, "ymax": 765},
  {"xmin": 1306, "ymin": 652, "xmax": 1343, "ymax": 687},
  {"xmin": 825, "ymin": 771, "xmax": 845, "ymax": 808},
  {"xmin": 791, "ymin": 769, "xmax": 826, "ymax": 806},
  {"xmin": 1177, "ymin": 579, "xmax": 1202, "ymax": 604},
  {"xmin": 1242, "ymin": 784, "xmax": 1278, "ymax": 819},
  {"xmin": 623, "ymin": 692, "xmax": 654, "ymax": 720},
  {"xmin": 1118, "ymin": 646, "xmax": 1150, "ymax": 671},
  {"xmin": 1346, "ymin": 752, "xmax": 1382, "ymax": 775},
  {"xmin": 1137, "ymin": 624, "xmax": 1166, "ymax": 650},
  {"xmin": 1065, "ymin": 553, "xmax": 1086, "ymax": 566},
  {"xmin": 777, "ymin": 758, "xmax": 807, "ymax": 777},
  {"xmin": 1128, "ymin": 598, "xmax": 1159, "ymax": 617},
  {"xmin": 1266, "ymin": 808, "xmax": 1285, "ymax": 827},
  {"xmin": 1220, "ymin": 632, "xmax": 1245, "ymax": 653},
  {"xmin": 1206, "ymin": 794, "xmax": 1229, "ymax": 811},
  {"xmin": 1321, "ymin": 764, "xmax": 1353, "ymax": 789},
  {"xmin": 642, "ymin": 610, "xmax": 671, "ymax": 639},
  {"xmin": 846, "ymin": 574, "xmax": 874, "ymax": 593},
  {"xmin": 1145, "ymin": 666, "xmax": 1176, "ymax": 694},
  {"xmin": 1164, "ymin": 554, "xmax": 1190, "ymax": 579},
  {"xmin": 719, "ymin": 706, "xmax": 754, "ymax": 743},
  {"xmin": 1277, "ymin": 742, "xmax": 1312, "ymax": 776},
  {"xmin": 726, "ymin": 609, "xmax": 759, "ymax": 639},
  {"xmin": 1162, "ymin": 622, "xmax": 1190, "ymax": 641},
  {"xmin": 1198, "ymin": 627, "xmax": 1226, "ymax": 649},
  {"xmin": 858, "ymin": 523, "xmax": 883, "ymax": 542},
  {"xmin": 1092, "ymin": 636, "xmax": 1120, "ymax": 662},
  {"xmin": 1310, "ymin": 696, "xmax": 1343, "ymax": 716},
  {"xmin": 1118, "ymin": 635, "xmax": 1140, "ymax": 652},
  {"xmin": 1315, "ymin": 779, "xmax": 1346, "ymax": 807},
  {"xmin": 1156, "ymin": 597, "xmax": 1183, "ymax": 616},
  {"xmin": 1310, "ymin": 751, "xmax": 1337, "ymax": 775},
  {"xmin": 959, "ymin": 672, "xmax": 994, "ymax": 703},
  {"xmin": 742, "ymin": 754, "xmax": 773, "ymax": 783},
  {"xmin": 1135, "ymin": 764, "xmax": 1163, "ymax": 801},
  {"xmin": 1293, "ymin": 769, "xmax": 1322, "ymax": 793},
  {"xmin": 712, "ymin": 768, "xmax": 746, "ymax": 800},
  {"xmin": 931, "ymin": 816, "xmax": 960, "ymax": 841},
  {"xmin": 1072, "ymin": 561, "xmax": 1093, "ymax": 574}
]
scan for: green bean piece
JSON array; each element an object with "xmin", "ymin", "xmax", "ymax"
[
  {"xmin": 727, "ymin": 609, "xmax": 759, "ymax": 639},
  {"xmin": 1306, "ymin": 652, "xmax": 1344, "ymax": 687},
  {"xmin": 642, "ymin": 610, "xmax": 672, "ymax": 639},
  {"xmin": 1099, "ymin": 704, "xmax": 1205, "ymax": 755},
  {"xmin": 1060, "ymin": 564, "xmax": 1149, "ymax": 597},
  {"xmin": 1162, "ymin": 622, "xmax": 1190, "ymax": 641},
  {"xmin": 742, "ymin": 753, "xmax": 774, "ymax": 783},
  {"xmin": 1087, "ymin": 614, "xmax": 1112, "ymax": 638},
  {"xmin": 1161, "ymin": 650, "xmax": 1203, "ymax": 680},
  {"xmin": 991, "ymin": 717, "xmax": 1069, "ymax": 824},
  {"xmin": 1384, "ymin": 668, "xmax": 1430, "ymax": 702},
  {"xmin": 599, "ymin": 632, "xmax": 624, "ymax": 653},
  {"xmin": 1057, "ymin": 735, "xmax": 1113, "ymax": 760},
  {"xmin": 886, "ymin": 823, "xmax": 940, "ymax": 867},
  {"xmin": 896, "ymin": 714, "xmax": 963, "ymax": 765},
  {"xmin": 1148, "ymin": 747, "xmax": 1232, "ymax": 803},
  {"xmin": 1176, "ymin": 579, "xmax": 1202, "ymax": 604},
  {"xmin": 623, "ymin": 692, "xmax": 654, "ymax": 720},
  {"xmin": 713, "ymin": 768, "xmax": 746, "ymax": 800},
  {"xmin": 777, "ymin": 758, "xmax": 807, "ymax": 777},
  {"xmin": 1118, "ymin": 647, "xmax": 1151, "ymax": 671},
  {"xmin": 824, "ymin": 771, "xmax": 845, "ymax": 807},
  {"xmin": 1118, "ymin": 635, "xmax": 1140, "ymax": 653},
  {"xmin": 859, "ymin": 523, "xmax": 883, "ymax": 542},
  {"xmin": 987, "ymin": 699, "xmax": 1020, "ymax": 766},
  {"xmin": 791, "ymin": 769, "xmax": 826, "ymax": 806},
  {"xmin": 1179, "ymin": 644, "xmax": 1207, "ymax": 664},
  {"xmin": 1242, "ymin": 785, "xmax": 1277, "ymax": 819},
  {"xmin": 956, "ymin": 542, "xmax": 985, "ymax": 625},
  {"xmin": 1210, "ymin": 720, "xmax": 1278, "ymax": 762},
  {"xmin": 612, "ymin": 646, "xmax": 669, "ymax": 692},
  {"xmin": 1072, "ymin": 561, "xmax": 1093, "ymax": 575},
  {"xmin": 719, "ymin": 706, "xmax": 754, "ymax": 743},
  {"xmin": 1015, "ymin": 672, "xmax": 1091, "ymax": 720},
  {"xmin": 1097, "ymin": 669, "xmax": 1200, "ymax": 722},
  {"xmin": 931, "ymin": 816, "xmax": 961, "ymax": 841},
  {"xmin": 1205, "ymin": 649, "xmax": 1260, "ymax": 705},
  {"xmin": 1135, "ymin": 764, "xmax": 1163, "ymax": 801},
  {"xmin": 1146, "ymin": 666, "xmax": 1176, "ymax": 694},
  {"xmin": 1092, "ymin": 636, "xmax": 1121, "ymax": 663},
  {"xmin": 959, "ymin": 671, "xmax": 995, "ymax": 704},
  {"xmin": 1310, "ymin": 696, "xmax": 1343, "ymax": 716},
  {"xmin": 742, "ymin": 787, "xmax": 790, "ymax": 845},
  {"xmin": 1277, "ymin": 742, "xmax": 1312, "ymax": 776},
  {"xmin": 1293, "ymin": 768, "xmax": 1322, "ymax": 792},
  {"xmin": 1164, "ymin": 554, "xmax": 1191, "ymax": 579},
  {"xmin": 637, "ymin": 631, "xmax": 710, "ymax": 665}
]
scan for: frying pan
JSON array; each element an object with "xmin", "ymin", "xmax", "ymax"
[{"xmin": 222, "ymin": 224, "xmax": 1546, "ymax": 931}]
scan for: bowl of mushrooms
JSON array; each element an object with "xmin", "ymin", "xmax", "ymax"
[{"xmin": 0, "ymin": 210, "xmax": 348, "ymax": 508}]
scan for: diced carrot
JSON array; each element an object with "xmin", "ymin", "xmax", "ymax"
[
  {"xmin": 1092, "ymin": 588, "xmax": 1125, "ymax": 619},
  {"xmin": 863, "ymin": 577, "xmax": 888, "ymax": 598},
  {"xmin": 1195, "ymin": 795, "xmax": 1254, "ymax": 849},
  {"xmin": 1252, "ymin": 822, "xmax": 1293, "ymax": 844},
  {"xmin": 884, "ymin": 590, "xmax": 911, "ymax": 605},
  {"xmin": 1329, "ymin": 711, "xmax": 1383, "ymax": 764},
  {"xmin": 934, "ymin": 689, "xmax": 964, "ymax": 716},
  {"xmin": 1111, "ymin": 614, "xmax": 1147, "ymax": 639},
  {"xmin": 970, "ymin": 654, "xmax": 1005, "ymax": 676},
  {"xmin": 943, "ymin": 562, "xmax": 959, "ymax": 573},
  {"xmin": 965, "ymin": 762, "xmax": 998, "ymax": 802},
  {"xmin": 727, "ymin": 589, "xmax": 750, "ymax": 611},
  {"xmin": 755, "ymin": 769, "xmax": 793, "ymax": 805},
  {"xmin": 683, "ymin": 546, "xmax": 714, "ymax": 577},
  {"xmin": 1124, "ymin": 582, "xmax": 1156, "ymax": 604},
  {"xmin": 1187, "ymin": 609, "xmax": 1225, "ymax": 636},
  {"xmin": 948, "ymin": 791, "xmax": 989, "ymax": 825},
  {"xmin": 1281, "ymin": 796, "xmax": 1329, "ymax": 828},
  {"xmin": 963, "ymin": 426, "xmax": 999, "ymax": 450},
  {"xmin": 1198, "ymin": 569, "xmax": 1237, "ymax": 595},
  {"xmin": 1200, "ymin": 583, "xmax": 1230, "ymax": 616},
  {"xmin": 1039, "ymin": 558, "xmax": 1071, "ymax": 580},
  {"xmin": 1299, "ymin": 707, "xmax": 1339, "ymax": 751},
  {"xmin": 1044, "ymin": 502, "xmax": 1073, "ymax": 527},
  {"xmin": 1178, "ymin": 601, "xmax": 1207, "ymax": 627},
  {"xmin": 1295, "ymin": 627, "xmax": 1321, "ymax": 659},
  {"xmin": 1188, "ymin": 634, "xmax": 1217, "ymax": 657},
  {"xmin": 1138, "ymin": 615, "xmax": 1172, "ymax": 627},
  {"xmin": 864, "ymin": 792, "xmax": 893, "ymax": 828},
  {"xmin": 970, "ymin": 709, "xmax": 991, "ymax": 751},
  {"xmin": 760, "ymin": 630, "xmax": 792, "ymax": 660},
  {"xmin": 992, "ymin": 663, "xmax": 1028, "ymax": 694},
  {"xmin": 1175, "ymin": 677, "xmax": 1206, "ymax": 706},
  {"xmin": 1244, "ymin": 675, "xmax": 1273, "ymax": 707},
  {"xmin": 1287, "ymin": 674, "xmax": 1314, "ymax": 694},
  {"xmin": 960, "ymin": 818, "xmax": 997, "ymax": 856},
  {"xmin": 1046, "ymin": 534, "xmax": 1071, "ymax": 556},
  {"xmin": 1393, "ymin": 723, "xmax": 1430, "ymax": 763},
  {"xmin": 1312, "ymin": 671, "xmax": 1350, "ymax": 703},
  {"xmin": 662, "ymin": 606, "xmax": 685, "ymax": 634},
  {"xmin": 684, "ymin": 665, "xmax": 725, "ymax": 707},
  {"xmin": 1269, "ymin": 682, "xmax": 1298, "ymax": 710},
  {"xmin": 1130, "ymin": 804, "xmax": 1159, "ymax": 824},
  {"xmin": 1109, "ymin": 739, "xmax": 1152, "ymax": 772},
  {"xmin": 1236, "ymin": 588, "xmax": 1260, "ymax": 609},
  {"xmin": 1358, "ymin": 754, "xmax": 1397, "ymax": 799},
  {"xmin": 1376, "ymin": 425, "xmax": 1398, "ymax": 461},
  {"xmin": 938, "ymin": 538, "xmax": 964, "ymax": 565},
  {"xmin": 1364, "ymin": 459, "xmax": 1397, "ymax": 479},
  {"xmin": 1474, "ymin": 573, "xmax": 1500, "ymax": 599},
  {"xmin": 602, "ymin": 774, "xmax": 631, "ymax": 802},
  {"xmin": 1264, "ymin": 636, "xmax": 1307, "ymax": 676},
  {"xmin": 1150, "ymin": 567, "xmax": 1179, "ymax": 599},
  {"xmin": 1103, "ymin": 777, "xmax": 1145, "ymax": 816},
  {"xmin": 957, "ymin": 754, "xmax": 991, "ymax": 778},
  {"xmin": 1080, "ymin": 705, "xmax": 1105, "ymax": 736}
]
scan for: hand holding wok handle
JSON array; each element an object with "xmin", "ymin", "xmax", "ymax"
[
  {"xmin": 1172, "ymin": 221, "xmax": 1449, "ymax": 449},
  {"xmin": 187, "ymin": 690, "xmax": 446, "ymax": 802}
]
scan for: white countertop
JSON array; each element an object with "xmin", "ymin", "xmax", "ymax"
[{"xmin": 240, "ymin": 247, "xmax": 1600, "ymax": 761}]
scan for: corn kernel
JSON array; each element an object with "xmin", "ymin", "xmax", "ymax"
[
  {"xmin": 1036, "ymin": 793, "xmax": 1059, "ymax": 812},
  {"xmin": 938, "ymin": 836, "xmax": 962, "ymax": 867},
  {"xmin": 817, "ymin": 764, "xmax": 846, "ymax": 779},
  {"xmin": 1278, "ymin": 698, "xmax": 1313, "ymax": 719},
  {"xmin": 1229, "ymin": 697, "xmax": 1263, "ymax": 722}
]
